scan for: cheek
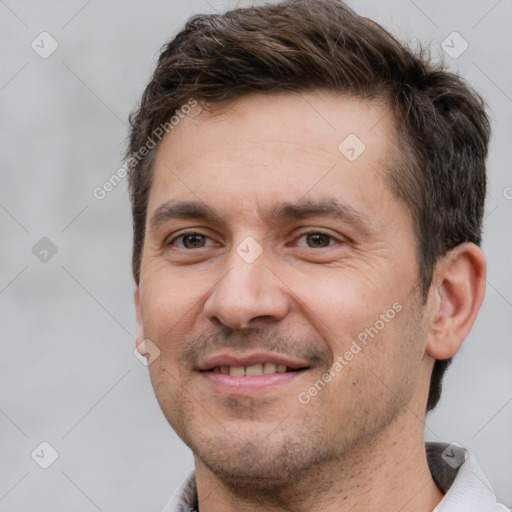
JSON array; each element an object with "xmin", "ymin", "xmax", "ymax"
[
  {"xmin": 344, "ymin": 299, "xmax": 425, "ymax": 396},
  {"xmin": 307, "ymin": 303, "xmax": 424, "ymax": 429},
  {"xmin": 140, "ymin": 267, "xmax": 210, "ymax": 339},
  {"xmin": 283, "ymin": 267, "xmax": 401, "ymax": 345},
  {"xmin": 286, "ymin": 266, "xmax": 423, "ymax": 400}
]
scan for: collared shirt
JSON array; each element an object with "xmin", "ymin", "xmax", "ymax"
[{"xmin": 161, "ymin": 442, "xmax": 510, "ymax": 512}]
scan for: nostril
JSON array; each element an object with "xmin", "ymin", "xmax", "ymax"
[
  {"xmin": 252, "ymin": 315, "xmax": 275, "ymax": 323},
  {"xmin": 207, "ymin": 315, "xmax": 224, "ymax": 328}
]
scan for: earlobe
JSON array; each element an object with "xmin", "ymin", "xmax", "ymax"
[
  {"xmin": 134, "ymin": 285, "xmax": 145, "ymax": 342},
  {"xmin": 426, "ymin": 243, "xmax": 486, "ymax": 360}
]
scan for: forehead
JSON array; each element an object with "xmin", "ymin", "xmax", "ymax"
[{"xmin": 148, "ymin": 92, "xmax": 400, "ymax": 224}]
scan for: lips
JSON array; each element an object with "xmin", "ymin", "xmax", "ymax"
[
  {"xmin": 197, "ymin": 352, "xmax": 310, "ymax": 374},
  {"xmin": 210, "ymin": 362, "xmax": 298, "ymax": 376},
  {"xmin": 197, "ymin": 352, "xmax": 310, "ymax": 393}
]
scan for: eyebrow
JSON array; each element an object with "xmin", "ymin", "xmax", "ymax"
[
  {"xmin": 149, "ymin": 200, "xmax": 222, "ymax": 231},
  {"xmin": 148, "ymin": 198, "xmax": 373, "ymax": 234},
  {"xmin": 269, "ymin": 199, "xmax": 371, "ymax": 231}
]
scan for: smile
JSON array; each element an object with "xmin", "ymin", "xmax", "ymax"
[
  {"xmin": 197, "ymin": 352, "xmax": 310, "ymax": 394},
  {"xmin": 208, "ymin": 363, "xmax": 301, "ymax": 376}
]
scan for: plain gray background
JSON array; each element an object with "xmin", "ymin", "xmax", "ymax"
[{"xmin": 1, "ymin": 0, "xmax": 511, "ymax": 510}]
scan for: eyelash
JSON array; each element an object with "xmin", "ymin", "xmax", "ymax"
[
  {"xmin": 167, "ymin": 230, "xmax": 341, "ymax": 249},
  {"xmin": 167, "ymin": 231, "xmax": 218, "ymax": 249}
]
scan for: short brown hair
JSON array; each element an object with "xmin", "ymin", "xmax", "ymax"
[{"xmin": 126, "ymin": 0, "xmax": 490, "ymax": 411}]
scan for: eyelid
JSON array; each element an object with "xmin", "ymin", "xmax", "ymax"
[
  {"xmin": 165, "ymin": 228, "xmax": 346, "ymax": 249},
  {"xmin": 291, "ymin": 229, "xmax": 345, "ymax": 246},
  {"xmin": 166, "ymin": 229, "xmax": 218, "ymax": 247}
]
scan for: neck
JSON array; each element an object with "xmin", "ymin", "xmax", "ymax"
[{"xmin": 194, "ymin": 408, "xmax": 443, "ymax": 512}]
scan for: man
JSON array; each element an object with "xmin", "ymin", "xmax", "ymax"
[{"xmin": 126, "ymin": 0, "xmax": 508, "ymax": 510}]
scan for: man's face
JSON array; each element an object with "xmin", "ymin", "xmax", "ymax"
[{"xmin": 135, "ymin": 92, "xmax": 431, "ymax": 486}]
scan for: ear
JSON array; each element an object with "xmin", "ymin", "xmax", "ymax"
[
  {"xmin": 426, "ymin": 243, "xmax": 486, "ymax": 360},
  {"xmin": 134, "ymin": 285, "xmax": 145, "ymax": 343}
]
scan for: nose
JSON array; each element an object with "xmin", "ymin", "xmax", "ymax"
[{"xmin": 203, "ymin": 248, "xmax": 291, "ymax": 329}]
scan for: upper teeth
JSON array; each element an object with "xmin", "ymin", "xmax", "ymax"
[{"xmin": 212, "ymin": 363, "xmax": 289, "ymax": 376}]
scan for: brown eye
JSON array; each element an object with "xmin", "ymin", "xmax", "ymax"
[
  {"xmin": 182, "ymin": 234, "xmax": 206, "ymax": 248},
  {"xmin": 304, "ymin": 233, "xmax": 334, "ymax": 248},
  {"xmin": 169, "ymin": 233, "xmax": 214, "ymax": 249}
]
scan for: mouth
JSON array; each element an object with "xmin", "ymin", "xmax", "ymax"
[
  {"xmin": 197, "ymin": 352, "xmax": 311, "ymax": 394},
  {"xmin": 207, "ymin": 363, "xmax": 306, "ymax": 376}
]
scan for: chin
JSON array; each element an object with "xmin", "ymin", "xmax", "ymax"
[{"xmin": 188, "ymin": 427, "xmax": 340, "ymax": 493}]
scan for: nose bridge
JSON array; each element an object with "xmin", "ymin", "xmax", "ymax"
[
  {"xmin": 204, "ymin": 241, "xmax": 289, "ymax": 328},
  {"xmin": 224, "ymin": 252, "xmax": 264, "ymax": 300}
]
